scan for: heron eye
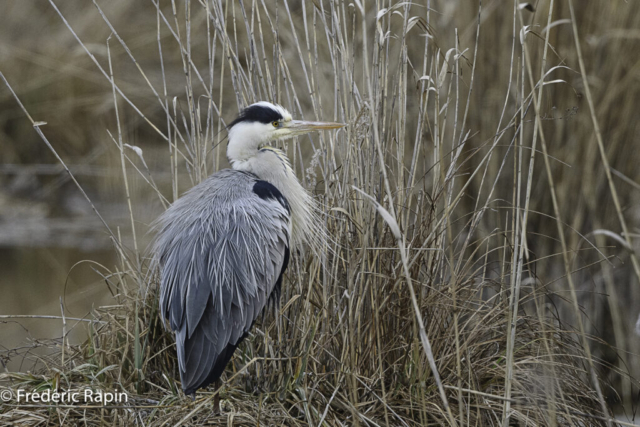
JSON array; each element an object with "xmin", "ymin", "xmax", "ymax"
[{"xmin": 272, "ymin": 121, "xmax": 279, "ymax": 128}]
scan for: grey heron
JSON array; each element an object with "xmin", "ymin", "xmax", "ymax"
[{"xmin": 152, "ymin": 102, "xmax": 344, "ymax": 397}]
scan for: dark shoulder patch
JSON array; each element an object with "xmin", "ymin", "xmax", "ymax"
[
  {"xmin": 252, "ymin": 180, "xmax": 290, "ymax": 214},
  {"xmin": 229, "ymin": 104, "xmax": 283, "ymax": 128}
]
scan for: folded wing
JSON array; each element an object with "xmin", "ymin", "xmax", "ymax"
[{"xmin": 152, "ymin": 169, "xmax": 290, "ymax": 395}]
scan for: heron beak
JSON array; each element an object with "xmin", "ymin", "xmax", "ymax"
[{"xmin": 286, "ymin": 120, "xmax": 346, "ymax": 135}]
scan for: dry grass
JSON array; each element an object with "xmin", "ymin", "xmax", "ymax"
[{"xmin": 1, "ymin": 0, "xmax": 640, "ymax": 425}]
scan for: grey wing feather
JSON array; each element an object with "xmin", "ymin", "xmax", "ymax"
[{"xmin": 151, "ymin": 169, "xmax": 290, "ymax": 394}]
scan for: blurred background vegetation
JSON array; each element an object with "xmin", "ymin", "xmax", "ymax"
[{"xmin": 1, "ymin": 0, "xmax": 639, "ymax": 424}]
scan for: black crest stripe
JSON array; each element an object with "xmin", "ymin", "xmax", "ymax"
[{"xmin": 229, "ymin": 104, "xmax": 283, "ymax": 128}]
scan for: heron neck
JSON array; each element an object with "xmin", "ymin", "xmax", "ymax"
[
  {"xmin": 268, "ymin": 172, "xmax": 318, "ymax": 250},
  {"xmin": 232, "ymin": 148, "xmax": 317, "ymax": 249}
]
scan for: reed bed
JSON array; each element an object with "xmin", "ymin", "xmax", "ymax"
[{"xmin": 1, "ymin": 0, "xmax": 639, "ymax": 425}]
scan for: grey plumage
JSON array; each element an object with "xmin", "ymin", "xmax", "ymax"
[
  {"xmin": 153, "ymin": 170, "xmax": 290, "ymax": 395},
  {"xmin": 150, "ymin": 101, "xmax": 344, "ymax": 396}
]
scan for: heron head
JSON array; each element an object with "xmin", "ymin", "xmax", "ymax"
[{"xmin": 227, "ymin": 102, "xmax": 345, "ymax": 163}]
